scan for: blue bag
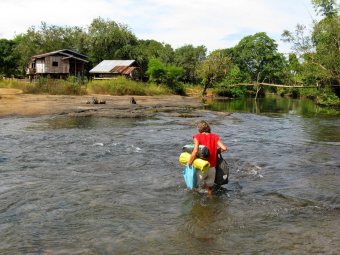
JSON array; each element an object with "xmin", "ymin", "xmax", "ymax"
[{"xmin": 182, "ymin": 164, "xmax": 197, "ymax": 190}]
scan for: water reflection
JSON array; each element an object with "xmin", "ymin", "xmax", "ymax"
[{"xmin": 206, "ymin": 96, "xmax": 340, "ymax": 117}]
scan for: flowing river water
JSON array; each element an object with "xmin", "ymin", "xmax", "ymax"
[{"xmin": 0, "ymin": 96, "xmax": 339, "ymax": 254}]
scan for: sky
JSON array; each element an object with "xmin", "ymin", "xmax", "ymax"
[{"xmin": 0, "ymin": 0, "xmax": 317, "ymax": 53}]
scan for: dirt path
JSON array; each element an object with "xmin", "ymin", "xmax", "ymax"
[{"xmin": 0, "ymin": 88, "xmax": 204, "ymax": 118}]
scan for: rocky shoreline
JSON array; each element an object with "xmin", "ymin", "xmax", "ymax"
[{"xmin": 0, "ymin": 88, "xmax": 212, "ymax": 118}]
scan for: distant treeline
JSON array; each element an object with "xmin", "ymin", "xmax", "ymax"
[{"xmin": 0, "ymin": 0, "xmax": 339, "ymax": 103}]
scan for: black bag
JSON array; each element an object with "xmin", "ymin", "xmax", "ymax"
[
  {"xmin": 182, "ymin": 144, "xmax": 210, "ymax": 159},
  {"xmin": 214, "ymin": 152, "xmax": 229, "ymax": 185}
]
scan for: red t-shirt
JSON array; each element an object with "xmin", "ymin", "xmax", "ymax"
[{"xmin": 193, "ymin": 133, "xmax": 220, "ymax": 167}]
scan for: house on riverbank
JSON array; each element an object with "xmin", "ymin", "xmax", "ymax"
[
  {"xmin": 89, "ymin": 60, "xmax": 139, "ymax": 79},
  {"xmin": 26, "ymin": 49, "xmax": 88, "ymax": 79}
]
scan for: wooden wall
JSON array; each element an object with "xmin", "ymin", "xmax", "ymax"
[{"xmin": 43, "ymin": 56, "xmax": 69, "ymax": 74}]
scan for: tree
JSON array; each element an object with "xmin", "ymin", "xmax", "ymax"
[
  {"xmin": 311, "ymin": 0, "xmax": 338, "ymax": 17},
  {"xmin": 87, "ymin": 18, "xmax": 138, "ymax": 64},
  {"xmin": 136, "ymin": 39, "xmax": 174, "ymax": 64},
  {"xmin": 282, "ymin": 24, "xmax": 313, "ymax": 56},
  {"xmin": 282, "ymin": 0, "xmax": 339, "ymax": 85},
  {"xmin": 174, "ymin": 44, "xmax": 207, "ymax": 83},
  {"xmin": 231, "ymin": 32, "xmax": 287, "ymax": 84},
  {"xmin": 132, "ymin": 39, "xmax": 174, "ymax": 79},
  {"xmin": 146, "ymin": 58, "xmax": 184, "ymax": 90},
  {"xmin": 12, "ymin": 27, "xmax": 43, "ymax": 73},
  {"xmin": 287, "ymin": 53, "xmax": 303, "ymax": 84},
  {"xmin": 0, "ymin": 39, "xmax": 19, "ymax": 76},
  {"xmin": 13, "ymin": 22, "xmax": 89, "ymax": 74},
  {"xmin": 197, "ymin": 50, "xmax": 232, "ymax": 96},
  {"xmin": 312, "ymin": 14, "xmax": 340, "ymax": 84},
  {"xmin": 145, "ymin": 58, "xmax": 166, "ymax": 84}
]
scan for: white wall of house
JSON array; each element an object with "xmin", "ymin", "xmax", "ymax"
[{"xmin": 36, "ymin": 59, "xmax": 45, "ymax": 73}]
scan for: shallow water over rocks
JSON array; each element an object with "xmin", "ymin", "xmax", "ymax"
[{"xmin": 0, "ymin": 97, "xmax": 339, "ymax": 254}]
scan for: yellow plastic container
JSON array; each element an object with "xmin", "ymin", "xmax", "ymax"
[{"xmin": 179, "ymin": 152, "xmax": 210, "ymax": 173}]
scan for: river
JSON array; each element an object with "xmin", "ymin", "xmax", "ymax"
[{"xmin": 0, "ymin": 96, "xmax": 339, "ymax": 254}]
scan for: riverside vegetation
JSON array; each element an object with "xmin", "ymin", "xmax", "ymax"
[
  {"xmin": 0, "ymin": 77, "xmax": 172, "ymax": 96},
  {"xmin": 0, "ymin": 0, "xmax": 339, "ymax": 108}
]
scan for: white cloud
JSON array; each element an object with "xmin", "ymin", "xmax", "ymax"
[{"xmin": 0, "ymin": 0, "xmax": 316, "ymax": 53}]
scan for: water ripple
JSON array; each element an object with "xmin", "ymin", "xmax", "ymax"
[{"xmin": 0, "ymin": 113, "xmax": 339, "ymax": 254}]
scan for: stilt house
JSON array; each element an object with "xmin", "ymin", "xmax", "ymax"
[{"xmin": 27, "ymin": 49, "xmax": 88, "ymax": 79}]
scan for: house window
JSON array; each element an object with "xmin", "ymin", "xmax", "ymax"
[{"xmin": 52, "ymin": 61, "xmax": 58, "ymax": 67}]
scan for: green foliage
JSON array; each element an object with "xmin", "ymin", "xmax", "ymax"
[
  {"xmin": 145, "ymin": 58, "xmax": 184, "ymax": 93},
  {"xmin": 87, "ymin": 18, "xmax": 138, "ymax": 64},
  {"xmin": 0, "ymin": 39, "xmax": 20, "ymax": 77},
  {"xmin": 132, "ymin": 40, "xmax": 175, "ymax": 78},
  {"xmin": 282, "ymin": 1, "xmax": 339, "ymax": 87},
  {"xmin": 136, "ymin": 40, "xmax": 174, "ymax": 64},
  {"xmin": 213, "ymin": 66, "xmax": 251, "ymax": 98},
  {"xmin": 174, "ymin": 44, "xmax": 207, "ymax": 83},
  {"xmin": 224, "ymin": 65, "xmax": 251, "ymax": 85},
  {"xmin": 282, "ymin": 24, "xmax": 313, "ymax": 55},
  {"xmin": 214, "ymin": 86, "xmax": 248, "ymax": 98},
  {"xmin": 311, "ymin": 15, "xmax": 340, "ymax": 84},
  {"xmin": 299, "ymin": 57, "xmax": 329, "ymax": 85},
  {"xmin": 87, "ymin": 77, "xmax": 172, "ymax": 96},
  {"xmin": 285, "ymin": 53, "xmax": 304, "ymax": 84},
  {"xmin": 13, "ymin": 23, "xmax": 89, "ymax": 74},
  {"xmin": 311, "ymin": 0, "xmax": 338, "ymax": 17},
  {"xmin": 299, "ymin": 87, "xmax": 319, "ymax": 99},
  {"xmin": 164, "ymin": 65, "xmax": 184, "ymax": 85},
  {"xmin": 146, "ymin": 59, "xmax": 167, "ymax": 84},
  {"xmin": 290, "ymin": 88, "xmax": 301, "ymax": 98},
  {"xmin": 276, "ymin": 85, "xmax": 340, "ymax": 106},
  {"xmin": 1, "ymin": 12, "xmax": 338, "ymax": 104},
  {"xmin": 316, "ymin": 87, "xmax": 340, "ymax": 106},
  {"xmin": 197, "ymin": 49, "xmax": 233, "ymax": 95},
  {"xmin": 231, "ymin": 32, "xmax": 287, "ymax": 84}
]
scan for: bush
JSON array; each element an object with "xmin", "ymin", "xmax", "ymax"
[
  {"xmin": 316, "ymin": 88, "xmax": 340, "ymax": 107},
  {"xmin": 290, "ymin": 88, "xmax": 300, "ymax": 98},
  {"xmin": 214, "ymin": 83, "xmax": 257, "ymax": 98},
  {"xmin": 276, "ymin": 87, "xmax": 301, "ymax": 98},
  {"xmin": 167, "ymin": 81, "xmax": 186, "ymax": 96},
  {"xmin": 299, "ymin": 88, "xmax": 319, "ymax": 99}
]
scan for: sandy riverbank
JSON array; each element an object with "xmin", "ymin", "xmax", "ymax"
[{"xmin": 0, "ymin": 88, "xmax": 207, "ymax": 118}]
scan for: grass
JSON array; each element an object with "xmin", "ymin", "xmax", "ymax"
[
  {"xmin": 0, "ymin": 77, "xmax": 86, "ymax": 95},
  {"xmin": 0, "ymin": 76, "xmax": 173, "ymax": 96},
  {"xmin": 0, "ymin": 79, "xmax": 30, "ymax": 90},
  {"xmin": 183, "ymin": 84, "xmax": 204, "ymax": 96},
  {"xmin": 87, "ymin": 77, "xmax": 172, "ymax": 96}
]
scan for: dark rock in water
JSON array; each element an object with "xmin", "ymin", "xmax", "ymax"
[{"xmin": 130, "ymin": 97, "xmax": 137, "ymax": 104}]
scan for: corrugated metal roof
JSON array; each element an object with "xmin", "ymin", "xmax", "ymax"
[
  {"xmin": 121, "ymin": 66, "xmax": 137, "ymax": 75},
  {"xmin": 111, "ymin": 66, "xmax": 127, "ymax": 73},
  {"xmin": 89, "ymin": 60, "xmax": 135, "ymax": 73}
]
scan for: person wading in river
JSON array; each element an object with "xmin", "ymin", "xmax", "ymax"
[{"xmin": 188, "ymin": 120, "xmax": 228, "ymax": 195}]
